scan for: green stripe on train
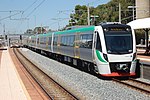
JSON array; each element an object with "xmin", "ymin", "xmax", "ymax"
[
  {"xmin": 50, "ymin": 26, "xmax": 95, "ymax": 35},
  {"xmin": 96, "ymin": 50, "xmax": 107, "ymax": 63}
]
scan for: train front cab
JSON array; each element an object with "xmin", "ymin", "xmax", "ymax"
[{"xmin": 93, "ymin": 24, "xmax": 138, "ymax": 77}]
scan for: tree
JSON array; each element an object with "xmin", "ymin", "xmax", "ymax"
[
  {"xmin": 25, "ymin": 29, "xmax": 33, "ymax": 34},
  {"xmin": 33, "ymin": 27, "xmax": 46, "ymax": 34},
  {"xmin": 68, "ymin": 0, "xmax": 135, "ymax": 26},
  {"xmin": 69, "ymin": 5, "xmax": 88, "ymax": 26}
]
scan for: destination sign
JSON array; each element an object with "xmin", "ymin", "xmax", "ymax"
[
  {"xmin": 104, "ymin": 27, "xmax": 131, "ymax": 32},
  {"xmin": 110, "ymin": 28, "xmax": 125, "ymax": 31},
  {"xmin": 109, "ymin": 27, "xmax": 127, "ymax": 31}
]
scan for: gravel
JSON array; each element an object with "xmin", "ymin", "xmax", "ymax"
[{"xmin": 19, "ymin": 48, "xmax": 150, "ymax": 100}]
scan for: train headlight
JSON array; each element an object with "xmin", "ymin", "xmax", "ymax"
[{"xmin": 103, "ymin": 53, "xmax": 108, "ymax": 62}]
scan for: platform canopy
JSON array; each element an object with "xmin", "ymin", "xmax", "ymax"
[
  {"xmin": 127, "ymin": 17, "xmax": 150, "ymax": 29},
  {"xmin": 127, "ymin": 17, "xmax": 150, "ymax": 51}
]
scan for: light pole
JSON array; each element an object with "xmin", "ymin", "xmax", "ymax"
[
  {"xmin": 128, "ymin": 6, "xmax": 136, "ymax": 20},
  {"xmin": 34, "ymin": 15, "xmax": 36, "ymax": 27},
  {"xmin": 87, "ymin": 3, "xmax": 90, "ymax": 26},
  {"xmin": 119, "ymin": 3, "xmax": 121, "ymax": 23}
]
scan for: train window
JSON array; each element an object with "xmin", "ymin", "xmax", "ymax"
[
  {"xmin": 60, "ymin": 36, "xmax": 63, "ymax": 46},
  {"xmin": 60, "ymin": 35, "xmax": 75, "ymax": 47},
  {"xmin": 81, "ymin": 34, "xmax": 87, "ymax": 40},
  {"xmin": 37, "ymin": 38, "xmax": 39, "ymax": 44},
  {"xmin": 54, "ymin": 36, "xmax": 58, "ymax": 46},
  {"xmin": 61, "ymin": 36, "xmax": 65, "ymax": 46},
  {"xmin": 87, "ymin": 34, "xmax": 93, "ymax": 39},
  {"xmin": 74, "ymin": 33, "xmax": 80, "ymax": 47},
  {"xmin": 68, "ymin": 35, "xmax": 75, "ymax": 46},
  {"xmin": 63, "ymin": 36, "xmax": 67, "ymax": 46},
  {"xmin": 40, "ymin": 37, "xmax": 42, "ymax": 44},
  {"xmin": 41, "ymin": 37, "xmax": 45, "ymax": 44},
  {"xmin": 48, "ymin": 37, "xmax": 52, "ymax": 45},
  {"xmin": 96, "ymin": 32, "xmax": 102, "ymax": 52},
  {"xmin": 44, "ymin": 37, "xmax": 47, "ymax": 44},
  {"xmin": 67, "ymin": 36, "xmax": 70, "ymax": 46},
  {"xmin": 80, "ymin": 34, "xmax": 93, "ymax": 49},
  {"xmin": 61, "ymin": 36, "xmax": 66, "ymax": 46},
  {"xmin": 32, "ymin": 38, "xmax": 36, "ymax": 44},
  {"xmin": 104, "ymin": 31, "xmax": 133, "ymax": 54}
]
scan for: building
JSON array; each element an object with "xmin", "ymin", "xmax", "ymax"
[{"xmin": 136, "ymin": 0, "xmax": 150, "ymax": 19}]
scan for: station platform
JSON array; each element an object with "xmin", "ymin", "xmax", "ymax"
[
  {"xmin": 0, "ymin": 49, "xmax": 30, "ymax": 100},
  {"xmin": 137, "ymin": 55, "xmax": 150, "ymax": 62},
  {"xmin": 137, "ymin": 49, "xmax": 150, "ymax": 63}
]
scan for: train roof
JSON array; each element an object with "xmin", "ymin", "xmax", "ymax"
[
  {"xmin": 54, "ymin": 26, "xmax": 95, "ymax": 35},
  {"xmin": 29, "ymin": 26, "xmax": 95, "ymax": 38}
]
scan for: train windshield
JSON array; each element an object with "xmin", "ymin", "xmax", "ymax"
[{"xmin": 104, "ymin": 31, "xmax": 133, "ymax": 54}]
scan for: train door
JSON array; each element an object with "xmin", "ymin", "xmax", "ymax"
[
  {"xmin": 37, "ymin": 37, "xmax": 39, "ymax": 47},
  {"xmin": 57, "ymin": 35, "xmax": 61, "ymax": 54},
  {"xmin": 74, "ymin": 32, "xmax": 80, "ymax": 58},
  {"xmin": 92, "ymin": 30, "xmax": 103, "ymax": 64},
  {"xmin": 35, "ymin": 35, "xmax": 38, "ymax": 47},
  {"xmin": 38, "ymin": 37, "xmax": 40, "ymax": 47},
  {"xmin": 92, "ymin": 31, "xmax": 97, "ymax": 62},
  {"xmin": 46, "ymin": 37, "xmax": 49, "ymax": 49},
  {"xmin": 51, "ymin": 33, "xmax": 54, "ymax": 52}
]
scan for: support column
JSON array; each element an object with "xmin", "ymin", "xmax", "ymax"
[{"xmin": 144, "ymin": 29, "xmax": 150, "ymax": 50}]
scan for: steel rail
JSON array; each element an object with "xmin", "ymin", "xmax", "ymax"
[
  {"xmin": 14, "ymin": 48, "xmax": 77, "ymax": 100},
  {"xmin": 112, "ymin": 78, "xmax": 150, "ymax": 95}
]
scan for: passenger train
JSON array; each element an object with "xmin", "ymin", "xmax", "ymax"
[{"xmin": 24, "ymin": 22, "xmax": 139, "ymax": 77}]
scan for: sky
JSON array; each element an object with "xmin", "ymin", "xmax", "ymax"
[{"xmin": 0, "ymin": 0, "xmax": 110, "ymax": 34}]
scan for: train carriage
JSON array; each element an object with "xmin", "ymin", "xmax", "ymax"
[{"xmin": 25, "ymin": 22, "xmax": 139, "ymax": 77}]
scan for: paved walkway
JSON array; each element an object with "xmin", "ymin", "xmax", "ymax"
[
  {"xmin": 138, "ymin": 57, "xmax": 150, "ymax": 62},
  {"xmin": 0, "ymin": 49, "xmax": 30, "ymax": 100},
  {"xmin": 137, "ymin": 48, "xmax": 150, "ymax": 62}
]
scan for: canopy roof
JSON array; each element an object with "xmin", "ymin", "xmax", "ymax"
[{"xmin": 127, "ymin": 17, "xmax": 150, "ymax": 29}]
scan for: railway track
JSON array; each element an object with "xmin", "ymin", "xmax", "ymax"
[
  {"xmin": 13, "ymin": 48, "xmax": 77, "ymax": 100},
  {"xmin": 112, "ymin": 78, "xmax": 150, "ymax": 95}
]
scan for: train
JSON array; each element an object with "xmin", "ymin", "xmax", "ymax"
[{"xmin": 23, "ymin": 22, "xmax": 140, "ymax": 77}]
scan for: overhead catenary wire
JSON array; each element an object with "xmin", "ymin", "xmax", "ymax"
[
  {"xmin": 26, "ymin": 0, "xmax": 46, "ymax": 17},
  {"xmin": 13, "ymin": 1, "xmax": 38, "ymax": 29},
  {"xmin": 0, "ymin": 12, "xmax": 22, "ymax": 21},
  {"xmin": 0, "ymin": 10, "xmax": 23, "ymax": 13},
  {"xmin": 0, "ymin": 1, "xmax": 39, "ymax": 33},
  {"xmin": 49, "ymin": 18, "xmax": 70, "ymax": 31},
  {"xmin": 25, "ymin": 0, "xmax": 103, "ymax": 31},
  {"xmin": 15, "ymin": 0, "xmax": 39, "ymax": 20},
  {"xmin": 14, "ymin": 0, "xmax": 46, "ymax": 33},
  {"xmin": 0, "ymin": 0, "xmax": 38, "ymax": 21},
  {"xmin": 0, "ymin": 10, "xmax": 23, "ymax": 21},
  {"xmin": 24, "ymin": 0, "xmax": 39, "ymax": 13},
  {"xmin": 46, "ymin": 0, "xmax": 107, "ymax": 30},
  {"xmin": 2, "ymin": 0, "xmax": 108, "ymax": 33},
  {"xmin": 48, "ymin": 2, "xmax": 93, "ymax": 29}
]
